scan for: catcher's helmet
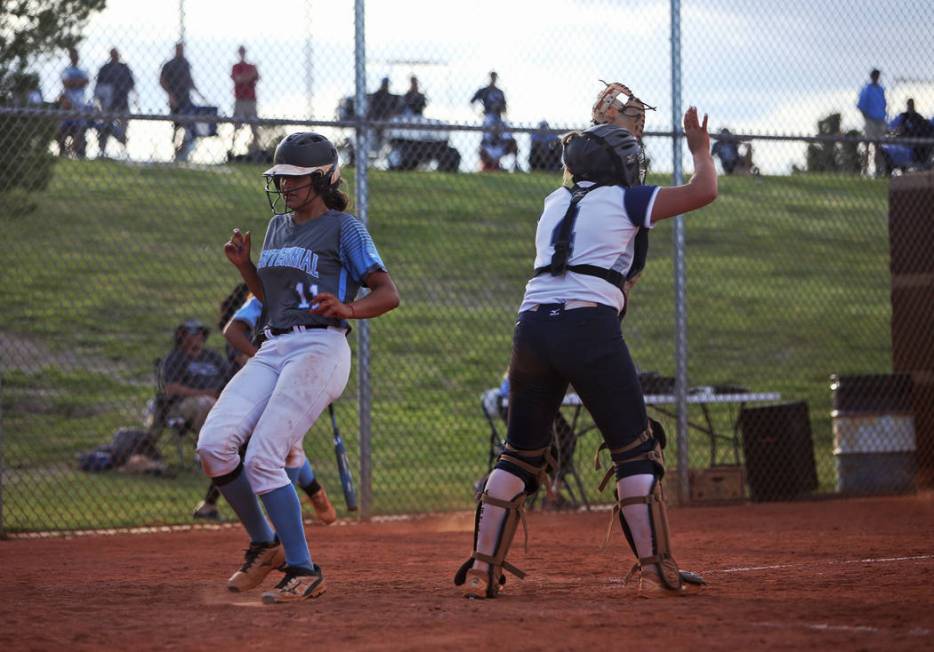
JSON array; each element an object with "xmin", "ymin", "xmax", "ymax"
[
  {"xmin": 263, "ymin": 132, "xmax": 341, "ymax": 212},
  {"xmin": 562, "ymin": 123, "xmax": 643, "ymax": 187}
]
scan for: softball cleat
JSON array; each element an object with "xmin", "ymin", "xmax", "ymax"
[
  {"xmin": 227, "ymin": 540, "xmax": 285, "ymax": 592},
  {"xmin": 308, "ymin": 486, "xmax": 337, "ymax": 525},
  {"xmin": 261, "ymin": 565, "xmax": 327, "ymax": 604}
]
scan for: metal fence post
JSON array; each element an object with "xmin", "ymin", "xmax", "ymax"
[
  {"xmin": 354, "ymin": 0, "xmax": 373, "ymax": 520},
  {"xmin": 670, "ymin": 0, "xmax": 690, "ymax": 506},
  {"xmin": 0, "ymin": 372, "xmax": 6, "ymax": 539},
  {"xmin": 178, "ymin": 0, "xmax": 186, "ymax": 43}
]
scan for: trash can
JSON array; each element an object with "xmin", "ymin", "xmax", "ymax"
[
  {"xmin": 831, "ymin": 374, "xmax": 916, "ymax": 494},
  {"xmin": 740, "ymin": 401, "xmax": 818, "ymax": 501}
]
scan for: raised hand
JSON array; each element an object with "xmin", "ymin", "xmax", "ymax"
[
  {"xmin": 683, "ymin": 106, "xmax": 710, "ymax": 156},
  {"xmin": 223, "ymin": 228, "xmax": 252, "ymax": 268}
]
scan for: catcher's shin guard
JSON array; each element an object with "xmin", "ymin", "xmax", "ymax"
[
  {"xmin": 454, "ymin": 446, "xmax": 550, "ymax": 599},
  {"xmin": 497, "ymin": 443, "xmax": 556, "ymax": 496},
  {"xmin": 453, "ymin": 490, "xmax": 529, "ymax": 599},
  {"xmin": 594, "ymin": 419, "xmax": 706, "ymax": 593}
]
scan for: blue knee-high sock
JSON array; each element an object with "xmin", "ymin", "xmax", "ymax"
[
  {"xmin": 285, "ymin": 461, "xmax": 315, "ymax": 491},
  {"xmin": 260, "ymin": 484, "xmax": 314, "ymax": 571},
  {"xmin": 215, "ymin": 471, "xmax": 275, "ymax": 545},
  {"xmin": 297, "ymin": 459, "xmax": 315, "ymax": 487}
]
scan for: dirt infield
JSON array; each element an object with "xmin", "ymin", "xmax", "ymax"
[{"xmin": 2, "ymin": 494, "xmax": 933, "ymax": 651}]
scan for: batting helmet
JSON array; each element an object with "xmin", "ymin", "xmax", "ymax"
[
  {"xmin": 562, "ymin": 123, "xmax": 642, "ymax": 187},
  {"xmin": 263, "ymin": 132, "xmax": 341, "ymax": 212},
  {"xmin": 265, "ymin": 132, "xmax": 340, "ymax": 185}
]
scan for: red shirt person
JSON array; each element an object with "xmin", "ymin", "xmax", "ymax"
[{"xmin": 231, "ymin": 45, "xmax": 260, "ymax": 152}]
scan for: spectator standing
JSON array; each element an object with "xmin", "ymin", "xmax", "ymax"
[
  {"xmin": 368, "ymin": 76, "xmax": 398, "ymax": 120},
  {"xmin": 160, "ymin": 42, "xmax": 199, "ymax": 161},
  {"xmin": 473, "ymin": 71, "xmax": 510, "ymax": 169},
  {"xmin": 58, "ymin": 47, "xmax": 90, "ymax": 158},
  {"xmin": 95, "ymin": 47, "xmax": 135, "ymax": 157},
  {"xmin": 402, "ymin": 75, "xmax": 427, "ymax": 116},
  {"xmin": 471, "ymin": 70, "xmax": 507, "ymax": 120},
  {"xmin": 856, "ymin": 68, "xmax": 887, "ymax": 176},
  {"xmin": 367, "ymin": 77, "xmax": 398, "ymax": 153},
  {"xmin": 231, "ymin": 45, "xmax": 260, "ymax": 154}
]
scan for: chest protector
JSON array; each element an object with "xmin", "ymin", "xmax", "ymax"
[{"xmin": 532, "ymin": 184, "xmax": 649, "ymax": 318}]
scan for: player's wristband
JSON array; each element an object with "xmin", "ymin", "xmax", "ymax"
[{"xmin": 349, "ymin": 304, "xmax": 356, "ymax": 319}]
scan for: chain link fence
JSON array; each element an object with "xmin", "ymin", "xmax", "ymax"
[{"xmin": 2, "ymin": 0, "xmax": 934, "ymax": 534}]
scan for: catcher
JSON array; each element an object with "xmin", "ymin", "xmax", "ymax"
[{"xmin": 455, "ymin": 83, "xmax": 717, "ymax": 598}]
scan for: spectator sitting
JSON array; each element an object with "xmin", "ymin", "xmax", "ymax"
[
  {"xmin": 157, "ymin": 319, "xmax": 229, "ymax": 436},
  {"xmin": 10, "ymin": 71, "xmax": 45, "ymax": 106},
  {"xmin": 94, "ymin": 47, "xmax": 135, "ymax": 158},
  {"xmin": 889, "ymin": 98, "xmax": 933, "ymax": 167},
  {"xmin": 712, "ymin": 128, "xmax": 757, "ymax": 176},
  {"xmin": 712, "ymin": 128, "xmax": 741, "ymax": 174},
  {"xmin": 479, "ymin": 115, "xmax": 518, "ymax": 171},
  {"xmin": 528, "ymin": 120, "xmax": 562, "ymax": 171},
  {"xmin": 402, "ymin": 75, "xmax": 427, "ymax": 117},
  {"xmin": 58, "ymin": 47, "xmax": 90, "ymax": 159}
]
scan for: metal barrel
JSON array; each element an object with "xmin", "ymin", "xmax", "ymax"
[{"xmin": 831, "ymin": 374, "xmax": 916, "ymax": 494}]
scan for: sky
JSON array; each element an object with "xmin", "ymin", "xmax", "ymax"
[{"xmin": 33, "ymin": 0, "xmax": 934, "ymax": 172}]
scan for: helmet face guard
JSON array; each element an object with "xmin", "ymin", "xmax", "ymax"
[{"xmin": 263, "ymin": 164, "xmax": 338, "ymax": 214}]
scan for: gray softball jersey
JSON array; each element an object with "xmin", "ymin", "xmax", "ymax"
[{"xmin": 257, "ymin": 210, "xmax": 387, "ymax": 330}]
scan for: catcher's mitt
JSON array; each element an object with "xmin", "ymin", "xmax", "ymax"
[{"xmin": 591, "ymin": 81, "xmax": 656, "ymax": 139}]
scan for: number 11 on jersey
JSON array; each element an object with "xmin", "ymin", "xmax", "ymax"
[{"xmin": 295, "ymin": 282, "xmax": 319, "ymax": 310}]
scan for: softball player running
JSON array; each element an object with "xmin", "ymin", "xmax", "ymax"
[
  {"xmin": 455, "ymin": 105, "xmax": 717, "ymax": 598},
  {"xmin": 197, "ymin": 132, "xmax": 399, "ymax": 604}
]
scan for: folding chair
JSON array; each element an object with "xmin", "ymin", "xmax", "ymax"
[
  {"xmin": 480, "ymin": 388, "xmax": 507, "ymax": 470},
  {"xmin": 478, "ymin": 387, "xmax": 590, "ymax": 511},
  {"xmin": 148, "ymin": 357, "xmax": 196, "ymax": 466}
]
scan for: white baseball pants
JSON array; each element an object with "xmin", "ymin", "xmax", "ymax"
[{"xmin": 197, "ymin": 327, "xmax": 351, "ymax": 495}]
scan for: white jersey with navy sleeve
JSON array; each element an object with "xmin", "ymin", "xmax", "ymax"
[{"xmin": 518, "ymin": 182, "xmax": 659, "ymax": 313}]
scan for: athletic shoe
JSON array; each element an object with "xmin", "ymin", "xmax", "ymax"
[
  {"xmin": 625, "ymin": 563, "xmax": 705, "ymax": 598},
  {"xmin": 192, "ymin": 501, "xmax": 220, "ymax": 521},
  {"xmin": 227, "ymin": 541, "xmax": 285, "ymax": 592},
  {"xmin": 463, "ymin": 569, "xmax": 493, "ymax": 599},
  {"xmin": 261, "ymin": 565, "xmax": 327, "ymax": 604},
  {"xmin": 308, "ymin": 486, "xmax": 337, "ymax": 525}
]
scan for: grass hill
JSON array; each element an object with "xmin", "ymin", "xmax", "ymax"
[{"xmin": 0, "ymin": 160, "xmax": 891, "ymax": 531}]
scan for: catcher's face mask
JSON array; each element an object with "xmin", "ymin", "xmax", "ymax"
[{"xmin": 591, "ymin": 81, "xmax": 656, "ymax": 140}]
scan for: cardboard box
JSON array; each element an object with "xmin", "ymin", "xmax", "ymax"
[{"xmin": 664, "ymin": 466, "xmax": 746, "ymax": 504}]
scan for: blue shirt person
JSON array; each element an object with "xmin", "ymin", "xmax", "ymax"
[{"xmin": 856, "ymin": 69, "xmax": 888, "ymax": 176}]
